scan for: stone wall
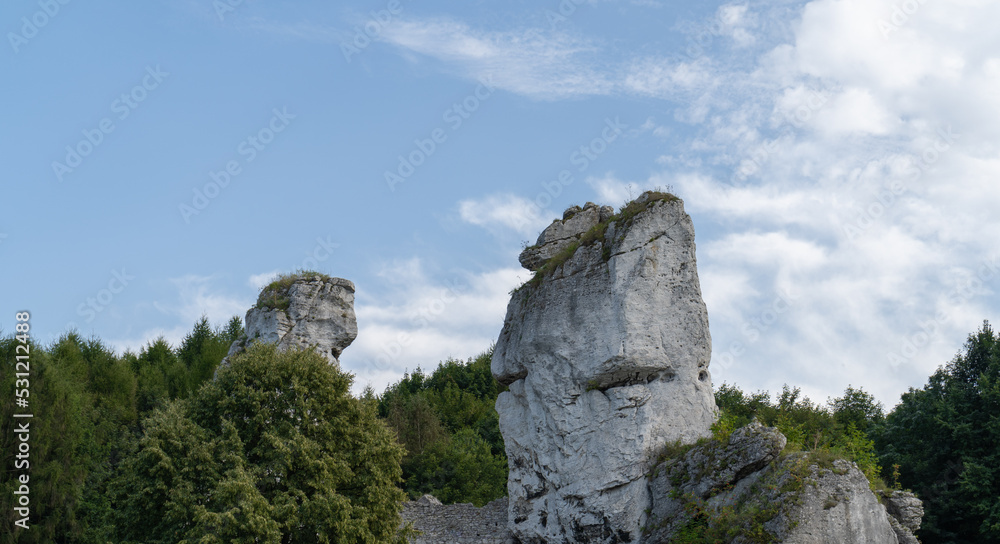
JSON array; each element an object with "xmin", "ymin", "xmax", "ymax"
[{"xmin": 401, "ymin": 495, "xmax": 513, "ymax": 544}]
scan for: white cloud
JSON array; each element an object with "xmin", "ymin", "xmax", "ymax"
[
  {"xmin": 458, "ymin": 194, "xmax": 551, "ymax": 237},
  {"xmin": 106, "ymin": 274, "xmax": 253, "ymax": 354},
  {"xmin": 624, "ymin": 57, "xmax": 717, "ymax": 99},
  {"xmin": 585, "ymin": 172, "xmax": 676, "ymax": 206},
  {"xmin": 574, "ymin": 0, "xmax": 1000, "ymax": 406},
  {"xmin": 192, "ymin": 0, "xmax": 1000, "ymax": 407},
  {"xmin": 248, "ymin": 270, "xmax": 280, "ymax": 290},
  {"xmin": 379, "ymin": 18, "xmax": 615, "ymax": 99},
  {"xmin": 340, "ymin": 259, "xmax": 525, "ymax": 395}
]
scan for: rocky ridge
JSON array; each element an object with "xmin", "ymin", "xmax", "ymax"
[{"xmin": 221, "ymin": 272, "xmax": 358, "ymax": 369}]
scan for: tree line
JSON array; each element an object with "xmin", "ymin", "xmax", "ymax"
[{"xmin": 0, "ymin": 319, "xmax": 997, "ymax": 542}]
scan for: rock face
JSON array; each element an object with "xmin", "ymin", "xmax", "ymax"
[
  {"xmin": 223, "ymin": 274, "xmax": 358, "ymax": 367},
  {"xmin": 878, "ymin": 490, "xmax": 924, "ymax": 544},
  {"xmin": 776, "ymin": 460, "xmax": 900, "ymax": 544},
  {"xmin": 518, "ymin": 203, "xmax": 614, "ymax": 271},
  {"xmin": 492, "ymin": 193, "xmax": 717, "ymax": 543},
  {"xmin": 647, "ymin": 419, "xmax": 788, "ymax": 534},
  {"xmin": 645, "ymin": 422, "xmax": 919, "ymax": 544}
]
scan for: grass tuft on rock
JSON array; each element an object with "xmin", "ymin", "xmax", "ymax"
[
  {"xmin": 520, "ymin": 190, "xmax": 679, "ymax": 291},
  {"xmin": 256, "ymin": 269, "xmax": 332, "ymax": 311}
]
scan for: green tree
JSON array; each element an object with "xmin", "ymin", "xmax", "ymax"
[
  {"xmin": 385, "ymin": 393, "xmax": 447, "ymax": 459},
  {"xmin": 112, "ymin": 342, "xmax": 408, "ymax": 543},
  {"xmin": 177, "ymin": 315, "xmax": 232, "ymax": 390},
  {"xmin": 134, "ymin": 337, "xmax": 187, "ymax": 413},
  {"xmin": 876, "ymin": 321, "xmax": 1000, "ymax": 543},
  {"xmin": 376, "ymin": 349, "xmax": 509, "ymax": 504},
  {"xmin": 831, "ymin": 385, "xmax": 884, "ymax": 434},
  {"xmin": 713, "ymin": 383, "xmax": 884, "ymax": 488},
  {"xmin": 404, "ymin": 429, "xmax": 508, "ymax": 507},
  {"xmin": 0, "ymin": 334, "xmax": 126, "ymax": 544}
]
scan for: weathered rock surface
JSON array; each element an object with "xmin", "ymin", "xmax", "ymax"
[
  {"xmin": 877, "ymin": 490, "xmax": 924, "ymax": 544},
  {"xmin": 647, "ymin": 419, "xmax": 787, "ymax": 537},
  {"xmin": 518, "ymin": 202, "xmax": 614, "ymax": 271},
  {"xmin": 222, "ymin": 274, "xmax": 357, "ymax": 368},
  {"xmin": 400, "ymin": 495, "xmax": 512, "ymax": 544},
  {"xmin": 645, "ymin": 422, "xmax": 920, "ymax": 544},
  {"xmin": 777, "ymin": 459, "xmax": 900, "ymax": 544},
  {"xmin": 493, "ymin": 193, "xmax": 717, "ymax": 543}
]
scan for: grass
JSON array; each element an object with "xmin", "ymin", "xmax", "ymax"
[
  {"xmin": 256, "ymin": 269, "xmax": 332, "ymax": 311},
  {"xmin": 519, "ymin": 190, "xmax": 679, "ymax": 291}
]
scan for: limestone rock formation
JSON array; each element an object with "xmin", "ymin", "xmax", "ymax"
[
  {"xmin": 222, "ymin": 273, "xmax": 357, "ymax": 368},
  {"xmin": 878, "ymin": 490, "xmax": 924, "ymax": 544},
  {"xmin": 518, "ymin": 202, "xmax": 614, "ymax": 271},
  {"xmin": 646, "ymin": 419, "xmax": 787, "ymax": 536},
  {"xmin": 645, "ymin": 422, "xmax": 920, "ymax": 544},
  {"xmin": 493, "ymin": 192, "xmax": 717, "ymax": 543}
]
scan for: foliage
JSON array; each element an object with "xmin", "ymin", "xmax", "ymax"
[
  {"xmin": 830, "ymin": 385, "xmax": 885, "ymax": 434},
  {"xmin": 875, "ymin": 321, "xmax": 1000, "ymax": 544},
  {"xmin": 714, "ymin": 383, "xmax": 885, "ymax": 490},
  {"xmin": 377, "ymin": 349, "xmax": 509, "ymax": 505},
  {"xmin": 112, "ymin": 342, "xmax": 407, "ymax": 543},
  {"xmin": 257, "ymin": 270, "xmax": 332, "ymax": 311},
  {"xmin": 0, "ymin": 316, "xmax": 241, "ymax": 543},
  {"xmin": 404, "ymin": 429, "xmax": 508, "ymax": 507},
  {"xmin": 645, "ymin": 435, "xmax": 803, "ymax": 543}
]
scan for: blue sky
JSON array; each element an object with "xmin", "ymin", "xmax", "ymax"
[{"xmin": 3, "ymin": 0, "xmax": 999, "ymax": 408}]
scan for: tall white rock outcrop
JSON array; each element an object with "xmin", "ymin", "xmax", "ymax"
[
  {"xmin": 492, "ymin": 194, "xmax": 717, "ymax": 543},
  {"xmin": 222, "ymin": 273, "xmax": 357, "ymax": 368}
]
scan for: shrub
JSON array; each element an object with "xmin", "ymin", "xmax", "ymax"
[{"xmin": 111, "ymin": 343, "xmax": 408, "ymax": 544}]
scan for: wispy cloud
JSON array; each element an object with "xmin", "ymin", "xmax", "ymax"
[
  {"xmin": 107, "ymin": 274, "xmax": 253, "ymax": 354},
  {"xmin": 341, "ymin": 258, "xmax": 524, "ymax": 394},
  {"xmin": 380, "ymin": 18, "xmax": 616, "ymax": 99},
  {"xmin": 458, "ymin": 193, "xmax": 551, "ymax": 237},
  {"xmin": 586, "ymin": 0, "xmax": 1000, "ymax": 406}
]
